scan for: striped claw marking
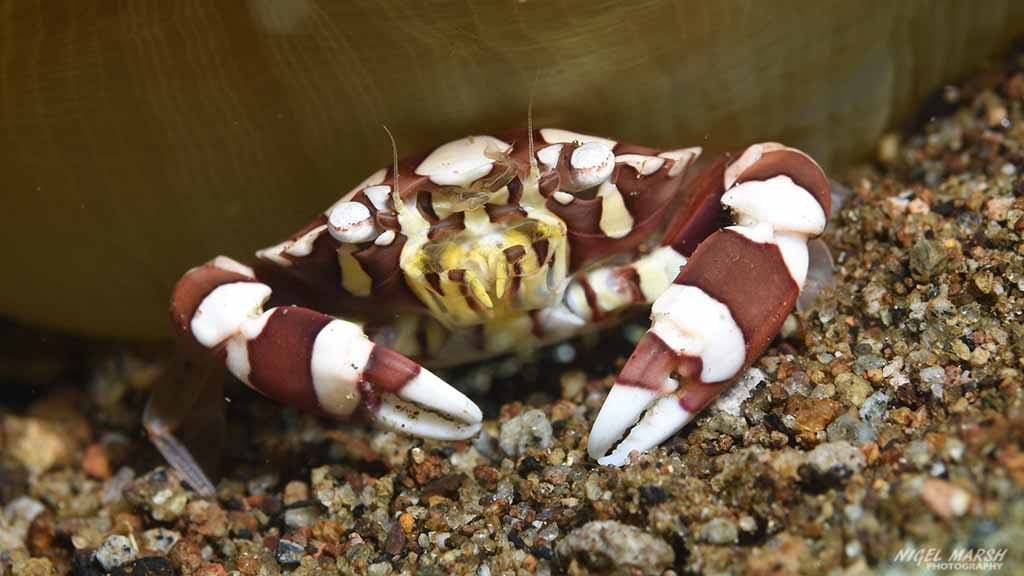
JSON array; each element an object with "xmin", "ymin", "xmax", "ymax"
[
  {"xmin": 173, "ymin": 258, "xmax": 482, "ymax": 441},
  {"xmin": 588, "ymin": 143, "xmax": 830, "ymax": 466}
]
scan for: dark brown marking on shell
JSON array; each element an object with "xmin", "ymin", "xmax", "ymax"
[
  {"xmin": 376, "ymin": 210, "xmax": 400, "ymax": 230},
  {"xmin": 425, "ymin": 272, "xmax": 443, "ymax": 295},
  {"xmin": 364, "ymin": 346, "xmax": 420, "ymax": 394},
  {"xmin": 615, "ymin": 266, "xmax": 645, "ymax": 304},
  {"xmin": 506, "ymin": 177, "xmax": 523, "ymax": 204},
  {"xmin": 733, "ymin": 148, "xmax": 831, "ymax": 216},
  {"xmin": 503, "ymin": 245, "xmax": 527, "ymax": 297},
  {"xmin": 548, "ymin": 150, "xmax": 691, "ymax": 270},
  {"xmin": 447, "ymin": 269, "xmax": 482, "ymax": 313},
  {"xmin": 617, "ymin": 332, "xmax": 701, "ymax": 390},
  {"xmin": 532, "ymin": 239, "xmax": 549, "ymax": 265},
  {"xmin": 416, "ymin": 191, "xmax": 440, "ymax": 223},
  {"xmin": 677, "ymin": 378, "xmax": 732, "ymax": 414},
  {"xmin": 612, "ymin": 142, "xmax": 661, "ymax": 156},
  {"xmin": 170, "ymin": 266, "xmax": 254, "ymax": 341},
  {"xmin": 246, "ymin": 306, "xmax": 331, "ymax": 415},
  {"xmin": 485, "ymin": 204, "xmax": 527, "ymax": 222},
  {"xmin": 503, "ymin": 245, "xmax": 526, "ymax": 263},
  {"xmin": 674, "ymin": 229, "xmax": 798, "ymax": 365},
  {"xmin": 538, "ymin": 171, "xmax": 560, "ymax": 197},
  {"xmin": 528, "ymin": 310, "xmax": 545, "ymax": 338},
  {"xmin": 661, "ymin": 156, "xmax": 731, "ymax": 256},
  {"xmin": 427, "ymin": 213, "xmax": 465, "ymax": 240}
]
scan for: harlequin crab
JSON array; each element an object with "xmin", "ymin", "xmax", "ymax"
[{"xmin": 150, "ymin": 128, "xmax": 830, "ymax": 494}]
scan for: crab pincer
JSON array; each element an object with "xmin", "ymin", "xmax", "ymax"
[
  {"xmin": 170, "ymin": 257, "xmax": 482, "ymax": 440},
  {"xmin": 587, "ymin": 144, "xmax": 831, "ymax": 466}
]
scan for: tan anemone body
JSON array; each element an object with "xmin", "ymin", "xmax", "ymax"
[{"xmin": 2, "ymin": 0, "xmax": 1023, "ymax": 339}]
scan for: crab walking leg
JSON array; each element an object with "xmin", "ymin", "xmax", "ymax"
[
  {"xmin": 170, "ymin": 257, "xmax": 482, "ymax": 440},
  {"xmin": 588, "ymin": 143, "xmax": 831, "ymax": 466}
]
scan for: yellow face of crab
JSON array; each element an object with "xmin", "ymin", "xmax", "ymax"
[
  {"xmin": 403, "ymin": 206, "xmax": 568, "ymax": 327},
  {"xmin": 392, "ymin": 135, "xmax": 570, "ymax": 327}
]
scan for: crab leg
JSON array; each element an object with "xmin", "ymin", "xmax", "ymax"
[
  {"xmin": 588, "ymin": 143, "xmax": 831, "ymax": 465},
  {"xmin": 169, "ymin": 257, "xmax": 482, "ymax": 440}
]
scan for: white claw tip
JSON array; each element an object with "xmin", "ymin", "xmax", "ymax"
[{"xmin": 328, "ymin": 201, "xmax": 377, "ymax": 243}]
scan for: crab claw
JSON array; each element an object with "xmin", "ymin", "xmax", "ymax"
[
  {"xmin": 588, "ymin": 285, "xmax": 744, "ymax": 466},
  {"xmin": 589, "ymin": 143, "xmax": 832, "ymax": 466},
  {"xmin": 226, "ymin": 310, "xmax": 482, "ymax": 440},
  {"xmin": 172, "ymin": 258, "xmax": 482, "ymax": 443}
]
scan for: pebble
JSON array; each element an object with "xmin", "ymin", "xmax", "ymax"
[
  {"xmin": 556, "ymin": 521, "xmax": 673, "ymax": 574},
  {"xmin": 785, "ymin": 396, "xmax": 841, "ymax": 434},
  {"xmin": 274, "ymin": 539, "xmax": 305, "ymax": 566},
  {"xmin": 93, "ymin": 534, "xmax": 139, "ymax": 571},
  {"xmin": 807, "ymin": 441, "xmax": 866, "ymax": 474},
  {"xmin": 834, "ymin": 373, "xmax": 874, "ymax": 407},
  {"xmin": 699, "ymin": 518, "xmax": 739, "ymax": 544},
  {"xmin": 0, "ymin": 496, "xmax": 45, "ymax": 551},
  {"xmin": 909, "ymin": 239, "xmax": 947, "ymax": 280},
  {"xmin": 903, "ymin": 440, "xmax": 933, "ymax": 469},
  {"xmin": 713, "ymin": 368, "xmax": 765, "ymax": 417},
  {"xmin": 498, "ymin": 409, "xmax": 553, "ymax": 457},
  {"xmin": 129, "ymin": 469, "xmax": 190, "ymax": 522},
  {"xmin": 185, "ymin": 501, "xmax": 228, "ymax": 538},
  {"xmin": 1, "ymin": 416, "xmax": 75, "ymax": 475},
  {"xmin": 706, "ymin": 413, "xmax": 748, "ymax": 438},
  {"xmin": 858, "ymin": 391, "xmax": 890, "ymax": 423},
  {"xmin": 920, "ymin": 478, "xmax": 971, "ymax": 519},
  {"xmin": 826, "ymin": 413, "xmax": 876, "ymax": 444},
  {"xmin": 141, "ymin": 528, "xmax": 180, "ymax": 554}
]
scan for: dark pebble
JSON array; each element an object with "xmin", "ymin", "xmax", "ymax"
[
  {"xmin": 112, "ymin": 557, "xmax": 176, "ymax": 576},
  {"xmin": 797, "ymin": 463, "xmax": 852, "ymax": 493},
  {"xmin": 275, "ymin": 539, "xmax": 305, "ymax": 566},
  {"xmin": 638, "ymin": 485, "xmax": 668, "ymax": 506}
]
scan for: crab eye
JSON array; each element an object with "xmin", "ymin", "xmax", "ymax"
[{"xmin": 328, "ymin": 201, "xmax": 378, "ymax": 243}]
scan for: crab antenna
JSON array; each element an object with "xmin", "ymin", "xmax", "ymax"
[
  {"xmin": 526, "ymin": 68, "xmax": 540, "ymax": 187},
  {"xmin": 382, "ymin": 123, "xmax": 405, "ymax": 212}
]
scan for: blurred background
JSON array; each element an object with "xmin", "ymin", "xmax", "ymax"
[{"xmin": 1, "ymin": 0, "xmax": 1023, "ymax": 343}]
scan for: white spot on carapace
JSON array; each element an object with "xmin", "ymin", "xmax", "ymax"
[
  {"xmin": 536, "ymin": 144, "xmax": 563, "ymax": 171},
  {"xmin": 311, "ymin": 320, "xmax": 373, "ymax": 417},
  {"xmin": 722, "ymin": 175, "xmax": 826, "ymax": 236},
  {"xmin": 658, "ymin": 147, "xmax": 701, "ymax": 177},
  {"xmin": 415, "ymin": 135, "xmax": 512, "ymax": 188},
  {"xmin": 191, "ymin": 282, "xmax": 272, "ymax": 348},
  {"xmin": 374, "ymin": 229, "xmax": 397, "ymax": 246},
  {"xmin": 649, "ymin": 284, "xmax": 746, "ymax": 383},
  {"xmin": 616, "ymin": 154, "xmax": 665, "ymax": 176},
  {"xmin": 596, "ymin": 181, "xmax": 634, "ymax": 239},
  {"xmin": 539, "ymin": 128, "xmax": 616, "ymax": 150},
  {"xmin": 326, "ymin": 168, "xmax": 388, "ymax": 214},
  {"xmin": 211, "ymin": 256, "xmax": 254, "ymax": 278},
  {"xmin": 364, "ymin": 185, "xmax": 392, "ymax": 211},
  {"xmin": 552, "ymin": 191, "xmax": 575, "ymax": 205},
  {"xmin": 566, "ymin": 142, "xmax": 615, "ymax": 191},
  {"xmin": 328, "ymin": 202, "xmax": 378, "ymax": 243},
  {"xmin": 285, "ymin": 225, "xmax": 327, "ymax": 257}
]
